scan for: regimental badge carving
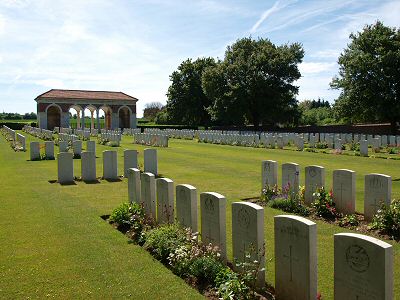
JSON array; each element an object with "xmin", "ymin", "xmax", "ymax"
[
  {"xmin": 346, "ymin": 245, "xmax": 370, "ymax": 273},
  {"xmin": 204, "ymin": 196, "xmax": 215, "ymax": 213},
  {"xmin": 238, "ymin": 207, "xmax": 250, "ymax": 230},
  {"xmin": 309, "ymin": 168, "xmax": 317, "ymax": 178}
]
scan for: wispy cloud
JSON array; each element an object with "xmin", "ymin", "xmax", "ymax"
[
  {"xmin": 250, "ymin": 1, "xmax": 281, "ymax": 33},
  {"xmin": 299, "ymin": 62, "xmax": 337, "ymax": 75}
]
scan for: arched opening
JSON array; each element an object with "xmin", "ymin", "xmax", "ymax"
[
  {"xmin": 100, "ymin": 106, "xmax": 112, "ymax": 130},
  {"xmin": 84, "ymin": 105, "xmax": 97, "ymax": 130},
  {"xmin": 119, "ymin": 106, "xmax": 130, "ymax": 129},
  {"xmin": 47, "ymin": 105, "xmax": 61, "ymax": 130},
  {"xmin": 69, "ymin": 105, "xmax": 82, "ymax": 129}
]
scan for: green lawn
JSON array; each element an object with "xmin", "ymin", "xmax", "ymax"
[{"xmin": 1, "ymin": 133, "xmax": 399, "ymax": 299}]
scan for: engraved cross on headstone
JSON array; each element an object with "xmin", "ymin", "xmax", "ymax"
[
  {"xmin": 336, "ymin": 180, "xmax": 347, "ymax": 208},
  {"xmin": 283, "ymin": 245, "xmax": 299, "ymax": 282}
]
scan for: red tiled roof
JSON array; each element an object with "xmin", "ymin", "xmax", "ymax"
[{"xmin": 35, "ymin": 89, "xmax": 138, "ymax": 102}]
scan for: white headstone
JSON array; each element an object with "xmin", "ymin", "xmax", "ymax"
[
  {"xmin": 128, "ymin": 168, "xmax": 141, "ymax": 204},
  {"xmin": 102, "ymin": 150, "xmax": 118, "ymax": 180},
  {"xmin": 232, "ymin": 202, "xmax": 265, "ymax": 287},
  {"xmin": 334, "ymin": 233, "xmax": 393, "ymax": 300},
  {"xmin": 140, "ymin": 172, "xmax": 156, "ymax": 219},
  {"xmin": 57, "ymin": 152, "xmax": 74, "ymax": 184},
  {"xmin": 275, "ymin": 215, "xmax": 317, "ymax": 300},
  {"xmin": 72, "ymin": 140, "xmax": 82, "ymax": 157},
  {"xmin": 59, "ymin": 141, "xmax": 68, "ymax": 153},
  {"xmin": 332, "ymin": 169, "xmax": 356, "ymax": 215},
  {"xmin": 45, "ymin": 141, "xmax": 54, "ymax": 159},
  {"xmin": 124, "ymin": 149, "xmax": 138, "ymax": 178},
  {"xmin": 156, "ymin": 178, "xmax": 174, "ymax": 224},
  {"xmin": 176, "ymin": 184, "xmax": 197, "ymax": 231},
  {"xmin": 30, "ymin": 141, "xmax": 40, "ymax": 160},
  {"xmin": 261, "ymin": 160, "xmax": 278, "ymax": 190},
  {"xmin": 304, "ymin": 165, "xmax": 325, "ymax": 205},
  {"xmin": 360, "ymin": 139, "xmax": 368, "ymax": 157},
  {"xmin": 86, "ymin": 140, "xmax": 96, "ymax": 153},
  {"xmin": 144, "ymin": 148, "xmax": 157, "ymax": 175},
  {"xmin": 81, "ymin": 151, "xmax": 96, "ymax": 182},
  {"xmin": 200, "ymin": 192, "xmax": 226, "ymax": 260},
  {"xmin": 17, "ymin": 133, "xmax": 26, "ymax": 151},
  {"xmin": 364, "ymin": 174, "xmax": 392, "ymax": 221},
  {"xmin": 281, "ymin": 162, "xmax": 300, "ymax": 195}
]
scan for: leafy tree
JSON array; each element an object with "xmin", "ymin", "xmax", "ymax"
[
  {"xmin": 298, "ymin": 99, "xmax": 336, "ymax": 125},
  {"xmin": 143, "ymin": 102, "xmax": 164, "ymax": 121},
  {"xmin": 202, "ymin": 37, "xmax": 304, "ymax": 129},
  {"xmin": 331, "ymin": 21, "xmax": 400, "ymax": 132},
  {"xmin": 23, "ymin": 112, "xmax": 37, "ymax": 120},
  {"xmin": 166, "ymin": 57, "xmax": 216, "ymax": 126}
]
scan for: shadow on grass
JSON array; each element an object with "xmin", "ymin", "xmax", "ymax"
[
  {"xmin": 83, "ymin": 179, "xmax": 101, "ymax": 184},
  {"xmin": 102, "ymin": 177, "xmax": 123, "ymax": 182},
  {"xmin": 75, "ymin": 177, "xmax": 101, "ymax": 184},
  {"xmin": 240, "ymin": 196, "xmax": 259, "ymax": 201},
  {"xmin": 59, "ymin": 181, "xmax": 77, "ymax": 186},
  {"xmin": 100, "ymin": 214, "xmax": 110, "ymax": 220}
]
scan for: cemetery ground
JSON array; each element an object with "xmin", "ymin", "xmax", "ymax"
[{"xmin": 1, "ymin": 133, "xmax": 400, "ymax": 299}]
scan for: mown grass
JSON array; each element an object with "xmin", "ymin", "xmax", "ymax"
[{"xmin": 1, "ymin": 133, "xmax": 399, "ymax": 299}]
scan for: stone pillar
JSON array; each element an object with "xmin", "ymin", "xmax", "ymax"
[
  {"xmin": 90, "ymin": 110, "xmax": 94, "ymax": 130},
  {"xmin": 76, "ymin": 109, "xmax": 81, "ymax": 129},
  {"xmin": 82, "ymin": 109, "xmax": 85, "ymax": 129},
  {"xmin": 96, "ymin": 109, "xmax": 100, "ymax": 131}
]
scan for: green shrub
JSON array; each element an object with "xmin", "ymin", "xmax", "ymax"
[
  {"xmin": 339, "ymin": 214, "xmax": 359, "ymax": 228},
  {"xmin": 109, "ymin": 202, "xmax": 148, "ymax": 237},
  {"xmin": 189, "ymin": 256, "xmax": 225, "ymax": 285},
  {"xmin": 109, "ymin": 202, "xmax": 131, "ymax": 226},
  {"xmin": 270, "ymin": 197, "xmax": 310, "ymax": 217},
  {"xmin": 143, "ymin": 223, "xmax": 188, "ymax": 263},
  {"xmin": 350, "ymin": 142, "xmax": 360, "ymax": 151},
  {"xmin": 387, "ymin": 147, "xmax": 398, "ymax": 154},
  {"xmin": 216, "ymin": 268, "xmax": 251, "ymax": 300},
  {"xmin": 260, "ymin": 184, "xmax": 280, "ymax": 202},
  {"xmin": 268, "ymin": 186, "xmax": 310, "ymax": 216},
  {"xmin": 216, "ymin": 251, "xmax": 263, "ymax": 300},
  {"xmin": 315, "ymin": 142, "xmax": 328, "ymax": 149},
  {"xmin": 312, "ymin": 187, "xmax": 339, "ymax": 220},
  {"xmin": 370, "ymin": 199, "xmax": 400, "ymax": 239}
]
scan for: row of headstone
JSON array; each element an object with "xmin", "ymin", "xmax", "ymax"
[
  {"xmin": 29, "ymin": 141, "xmax": 53, "ymax": 160},
  {"xmin": 262, "ymin": 160, "xmax": 392, "ymax": 220},
  {"xmin": 23, "ymin": 125, "xmax": 53, "ymax": 140},
  {"xmin": 123, "ymin": 128, "xmax": 141, "ymax": 135},
  {"xmin": 99, "ymin": 132, "xmax": 121, "ymax": 146},
  {"xmin": 57, "ymin": 149, "xmax": 139, "ymax": 183},
  {"xmin": 2, "ymin": 125, "xmax": 16, "ymax": 141},
  {"xmin": 58, "ymin": 133, "xmax": 79, "ymax": 142},
  {"xmin": 198, "ymin": 132, "xmax": 260, "ymax": 147},
  {"xmin": 59, "ymin": 127, "xmax": 73, "ymax": 134},
  {"xmin": 133, "ymin": 133, "xmax": 169, "ymax": 147},
  {"xmin": 144, "ymin": 128, "xmax": 195, "ymax": 140},
  {"xmin": 127, "ymin": 170, "xmax": 393, "ymax": 298},
  {"xmin": 74, "ymin": 129, "xmax": 91, "ymax": 140},
  {"xmin": 128, "ymin": 170, "xmax": 263, "ymax": 274}
]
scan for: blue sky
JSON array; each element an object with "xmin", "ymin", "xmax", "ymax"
[{"xmin": 0, "ymin": 0, "xmax": 399, "ymax": 117}]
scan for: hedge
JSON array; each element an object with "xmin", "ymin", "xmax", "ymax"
[{"xmin": 0, "ymin": 122, "xmax": 36, "ymax": 130}]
